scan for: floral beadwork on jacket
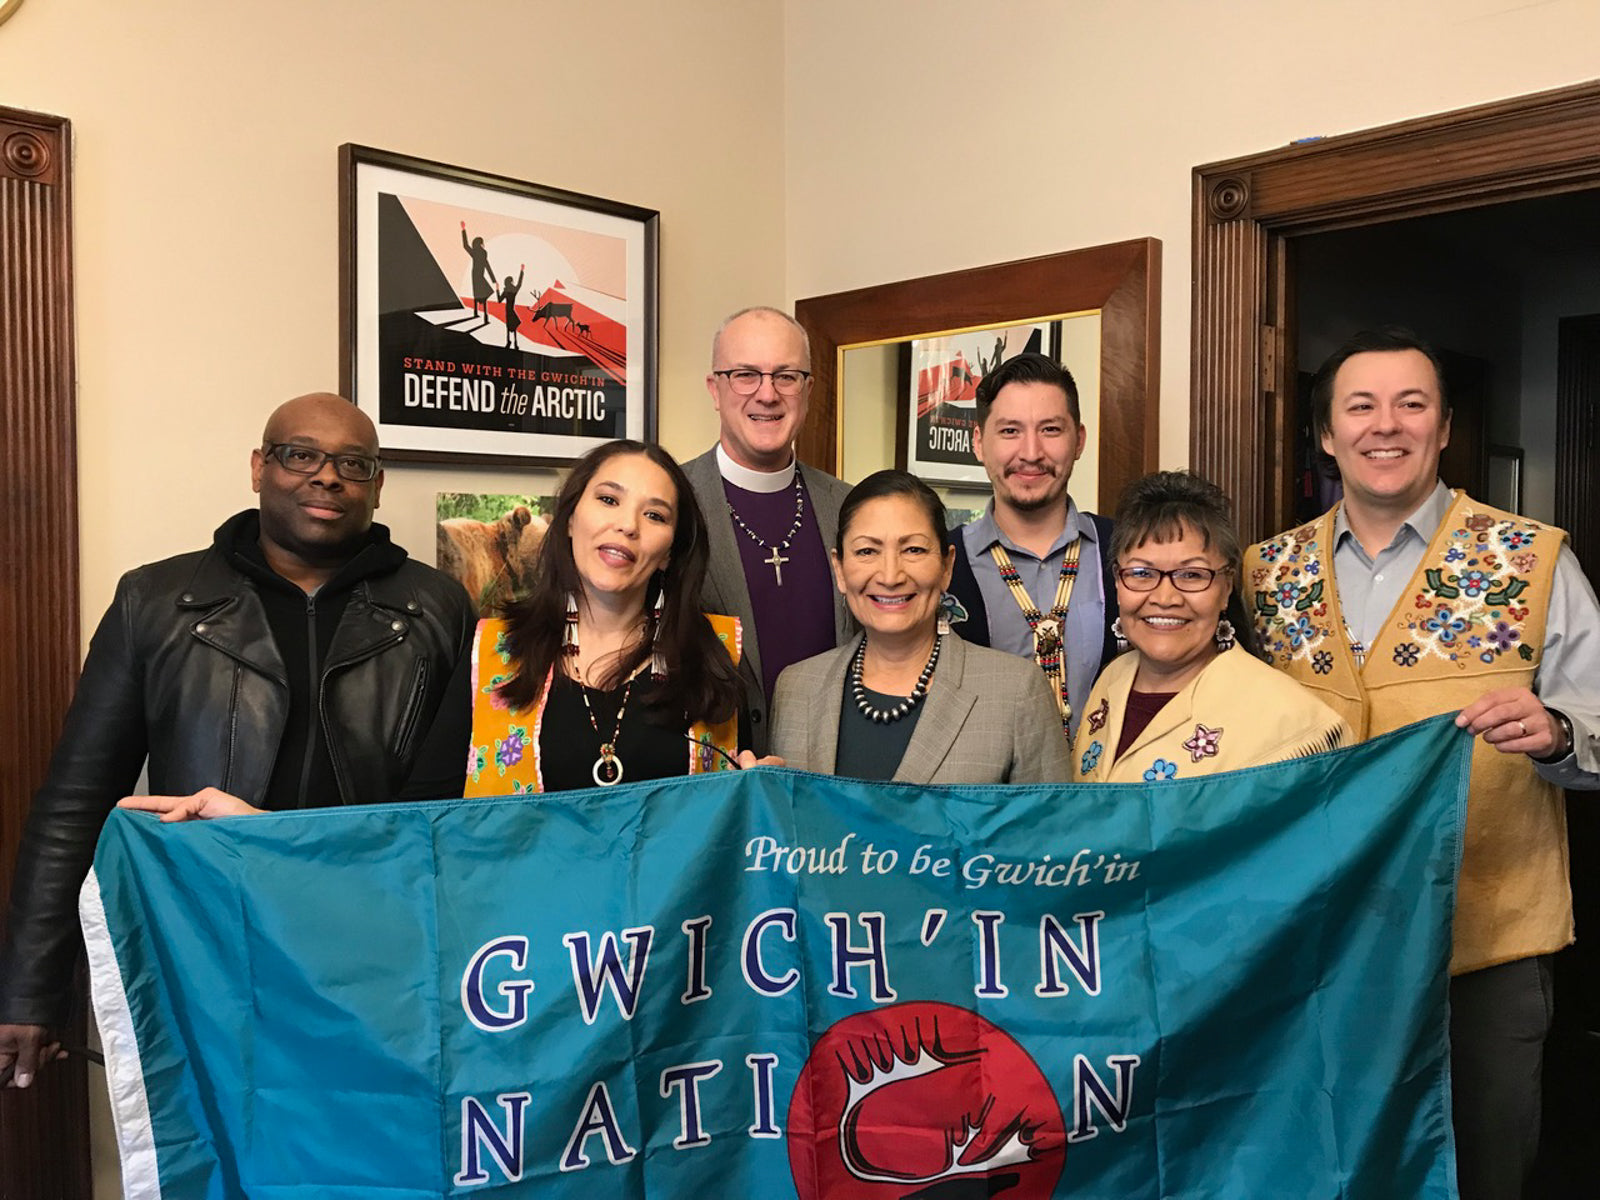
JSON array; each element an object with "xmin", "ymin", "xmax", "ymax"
[
  {"xmin": 1391, "ymin": 511, "xmax": 1542, "ymax": 669},
  {"xmin": 1182, "ymin": 723, "xmax": 1223, "ymax": 763},
  {"xmin": 1251, "ymin": 505, "xmax": 1546, "ymax": 673},
  {"xmin": 1143, "ymin": 758, "xmax": 1178, "ymax": 782},
  {"xmin": 1250, "ymin": 523, "xmax": 1335, "ymax": 667},
  {"xmin": 1080, "ymin": 741, "xmax": 1103, "ymax": 776},
  {"xmin": 464, "ymin": 614, "xmax": 744, "ymax": 796}
]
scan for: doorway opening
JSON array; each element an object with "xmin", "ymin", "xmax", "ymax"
[
  {"xmin": 1192, "ymin": 81, "xmax": 1600, "ymax": 1198},
  {"xmin": 1289, "ymin": 189, "xmax": 1600, "ymax": 536}
]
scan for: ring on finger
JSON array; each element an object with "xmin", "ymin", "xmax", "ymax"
[{"xmin": 1517, "ymin": 719, "xmax": 1528, "ymax": 737}]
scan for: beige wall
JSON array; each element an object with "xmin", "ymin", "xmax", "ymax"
[
  {"xmin": 784, "ymin": 0, "xmax": 1600, "ymax": 484},
  {"xmin": 4, "ymin": 2, "xmax": 1600, "ymax": 1190},
  {"xmin": 7, "ymin": 0, "xmax": 1598, "ymax": 630},
  {"xmin": 0, "ymin": 0, "xmax": 788, "ymax": 639}
]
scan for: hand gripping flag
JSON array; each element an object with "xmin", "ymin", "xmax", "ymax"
[{"xmin": 82, "ymin": 716, "xmax": 1469, "ymax": 1198}]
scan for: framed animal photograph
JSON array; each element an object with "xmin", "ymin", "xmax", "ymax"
[
  {"xmin": 436, "ymin": 491, "xmax": 557, "ymax": 616},
  {"xmin": 340, "ymin": 145, "xmax": 658, "ymax": 467},
  {"xmin": 898, "ymin": 319, "xmax": 1061, "ymax": 485}
]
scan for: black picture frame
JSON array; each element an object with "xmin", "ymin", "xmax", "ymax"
[{"xmin": 339, "ymin": 144, "xmax": 658, "ymax": 468}]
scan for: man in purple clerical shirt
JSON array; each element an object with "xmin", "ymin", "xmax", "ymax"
[{"xmin": 683, "ymin": 307, "xmax": 854, "ymax": 755}]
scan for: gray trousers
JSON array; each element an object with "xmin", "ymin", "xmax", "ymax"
[{"xmin": 1449, "ymin": 954, "xmax": 1555, "ymax": 1200}]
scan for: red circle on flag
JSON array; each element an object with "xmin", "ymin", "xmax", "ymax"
[{"xmin": 786, "ymin": 1001, "xmax": 1065, "ymax": 1198}]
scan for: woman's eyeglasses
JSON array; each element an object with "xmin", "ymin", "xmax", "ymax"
[{"xmin": 1115, "ymin": 565, "xmax": 1224, "ymax": 592}]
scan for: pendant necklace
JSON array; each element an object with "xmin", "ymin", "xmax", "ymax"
[
  {"xmin": 988, "ymin": 539, "xmax": 1080, "ymax": 735},
  {"xmin": 849, "ymin": 634, "xmax": 942, "ymax": 724},
  {"xmin": 579, "ymin": 671, "xmax": 637, "ymax": 786},
  {"xmin": 728, "ymin": 473, "xmax": 805, "ymax": 586}
]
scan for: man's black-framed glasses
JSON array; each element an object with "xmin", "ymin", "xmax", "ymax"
[
  {"xmin": 712, "ymin": 369, "xmax": 812, "ymax": 397},
  {"xmin": 1115, "ymin": 565, "xmax": 1225, "ymax": 593},
  {"xmin": 263, "ymin": 442, "xmax": 381, "ymax": 482}
]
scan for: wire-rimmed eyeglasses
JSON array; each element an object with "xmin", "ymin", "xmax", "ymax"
[
  {"xmin": 711, "ymin": 369, "xmax": 812, "ymax": 397},
  {"xmin": 1115, "ymin": 565, "xmax": 1225, "ymax": 592},
  {"xmin": 263, "ymin": 442, "xmax": 381, "ymax": 482}
]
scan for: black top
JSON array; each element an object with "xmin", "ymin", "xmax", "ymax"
[
  {"xmin": 408, "ymin": 653, "xmax": 751, "ymax": 796},
  {"xmin": 833, "ymin": 679, "xmax": 924, "ymax": 782},
  {"xmin": 540, "ymin": 674, "xmax": 716, "ymax": 791},
  {"xmin": 222, "ymin": 511, "xmax": 403, "ymax": 811}
]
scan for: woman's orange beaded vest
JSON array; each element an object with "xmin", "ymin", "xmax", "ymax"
[{"xmin": 463, "ymin": 614, "xmax": 743, "ymax": 796}]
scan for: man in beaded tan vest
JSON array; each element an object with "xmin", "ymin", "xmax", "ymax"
[{"xmin": 1244, "ymin": 328, "xmax": 1600, "ymax": 1200}]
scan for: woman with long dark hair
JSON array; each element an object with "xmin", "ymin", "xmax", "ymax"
[
  {"xmin": 114, "ymin": 439, "xmax": 759, "ymax": 816},
  {"xmin": 405, "ymin": 440, "xmax": 760, "ymax": 795}
]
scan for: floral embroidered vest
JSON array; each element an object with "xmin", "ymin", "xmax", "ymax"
[
  {"xmin": 463, "ymin": 614, "xmax": 743, "ymax": 797},
  {"xmin": 1244, "ymin": 492, "xmax": 1571, "ymax": 974}
]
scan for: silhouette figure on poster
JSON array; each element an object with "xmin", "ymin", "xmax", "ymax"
[
  {"xmin": 499, "ymin": 266, "xmax": 526, "ymax": 350},
  {"xmin": 460, "ymin": 221, "xmax": 497, "ymax": 321}
]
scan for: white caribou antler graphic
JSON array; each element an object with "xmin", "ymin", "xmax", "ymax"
[{"xmin": 836, "ymin": 1016, "xmax": 1041, "ymax": 1185}]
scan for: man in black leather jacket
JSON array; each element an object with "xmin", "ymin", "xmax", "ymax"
[{"xmin": 0, "ymin": 393, "xmax": 475, "ymax": 1088}]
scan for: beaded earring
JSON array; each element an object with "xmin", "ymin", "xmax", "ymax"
[
  {"xmin": 562, "ymin": 593, "xmax": 580, "ymax": 658},
  {"xmin": 1215, "ymin": 618, "xmax": 1237, "ymax": 652},
  {"xmin": 650, "ymin": 589, "xmax": 668, "ymax": 682},
  {"xmin": 1112, "ymin": 616, "xmax": 1129, "ymax": 654}
]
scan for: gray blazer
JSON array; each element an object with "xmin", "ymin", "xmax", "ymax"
[
  {"xmin": 770, "ymin": 633, "xmax": 1071, "ymax": 785},
  {"xmin": 683, "ymin": 447, "xmax": 854, "ymax": 754}
]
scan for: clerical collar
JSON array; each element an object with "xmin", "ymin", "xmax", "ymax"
[{"xmin": 717, "ymin": 444, "xmax": 796, "ymax": 493}]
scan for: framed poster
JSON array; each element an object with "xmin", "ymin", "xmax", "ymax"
[
  {"xmin": 340, "ymin": 144, "xmax": 658, "ymax": 467},
  {"xmin": 898, "ymin": 319, "xmax": 1060, "ymax": 484}
]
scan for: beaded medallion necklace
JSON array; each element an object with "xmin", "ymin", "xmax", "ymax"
[{"xmin": 988, "ymin": 539, "xmax": 1081, "ymax": 734}]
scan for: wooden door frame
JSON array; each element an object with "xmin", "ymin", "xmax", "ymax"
[
  {"xmin": 1556, "ymin": 314, "xmax": 1600, "ymax": 581},
  {"xmin": 794, "ymin": 238, "xmax": 1161, "ymax": 510},
  {"xmin": 0, "ymin": 105, "xmax": 89, "ymax": 1198},
  {"xmin": 1192, "ymin": 79, "xmax": 1600, "ymax": 544}
]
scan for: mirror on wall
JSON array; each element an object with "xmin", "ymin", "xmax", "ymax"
[
  {"xmin": 838, "ymin": 310, "xmax": 1102, "ymax": 521},
  {"xmin": 796, "ymin": 240, "xmax": 1159, "ymax": 518}
]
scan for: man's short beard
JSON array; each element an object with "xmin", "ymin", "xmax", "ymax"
[{"xmin": 1000, "ymin": 481, "xmax": 1070, "ymax": 514}]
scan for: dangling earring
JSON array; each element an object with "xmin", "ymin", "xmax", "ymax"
[
  {"xmin": 1112, "ymin": 616, "xmax": 1129, "ymax": 654},
  {"xmin": 562, "ymin": 593, "xmax": 580, "ymax": 658},
  {"xmin": 650, "ymin": 588, "xmax": 668, "ymax": 682},
  {"xmin": 936, "ymin": 599, "xmax": 953, "ymax": 637},
  {"xmin": 1215, "ymin": 618, "xmax": 1236, "ymax": 652}
]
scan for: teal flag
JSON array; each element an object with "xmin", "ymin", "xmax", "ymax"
[{"xmin": 82, "ymin": 716, "xmax": 1468, "ymax": 1198}]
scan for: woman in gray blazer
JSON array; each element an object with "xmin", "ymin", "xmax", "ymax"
[{"xmin": 771, "ymin": 470, "xmax": 1069, "ymax": 785}]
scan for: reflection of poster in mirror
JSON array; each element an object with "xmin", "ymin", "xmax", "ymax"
[
  {"xmin": 900, "ymin": 321, "xmax": 1058, "ymax": 484},
  {"xmin": 436, "ymin": 492, "xmax": 558, "ymax": 616},
  {"xmin": 341, "ymin": 145, "xmax": 657, "ymax": 467}
]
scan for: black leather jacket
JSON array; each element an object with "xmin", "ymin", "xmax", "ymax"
[{"xmin": 0, "ymin": 515, "xmax": 474, "ymax": 1025}]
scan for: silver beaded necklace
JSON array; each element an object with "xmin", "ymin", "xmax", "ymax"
[
  {"xmin": 727, "ymin": 473, "xmax": 805, "ymax": 586},
  {"xmin": 849, "ymin": 635, "xmax": 942, "ymax": 724}
]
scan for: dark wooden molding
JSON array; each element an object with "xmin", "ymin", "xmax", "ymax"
[
  {"xmin": 0, "ymin": 104, "xmax": 90, "ymax": 1199},
  {"xmin": 1193, "ymin": 79, "xmax": 1600, "ymax": 543},
  {"xmin": 1556, "ymin": 314, "xmax": 1600, "ymax": 585},
  {"xmin": 794, "ymin": 239, "xmax": 1161, "ymax": 511}
]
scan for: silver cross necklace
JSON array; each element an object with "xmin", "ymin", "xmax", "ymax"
[{"xmin": 728, "ymin": 474, "xmax": 806, "ymax": 586}]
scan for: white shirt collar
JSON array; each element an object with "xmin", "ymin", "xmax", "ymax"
[{"xmin": 716, "ymin": 443, "xmax": 796, "ymax": 493}]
